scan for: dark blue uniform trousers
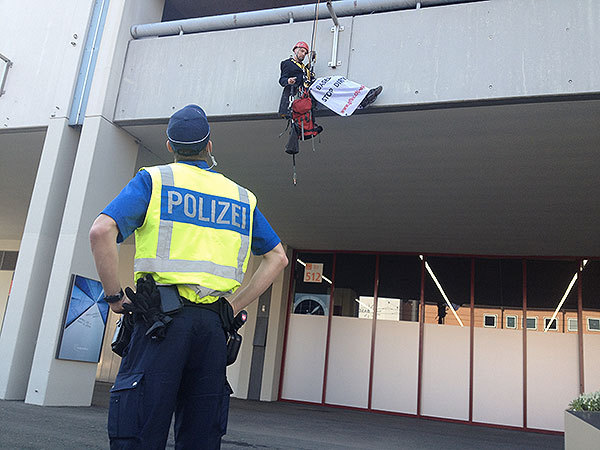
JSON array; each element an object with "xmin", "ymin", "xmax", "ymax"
[{"xmin": 108, "ymin": 307, "xmax": 231, "ymax": 450}]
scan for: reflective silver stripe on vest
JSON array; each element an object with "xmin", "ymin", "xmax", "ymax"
[
  {"xmin": 156, "ymin": 165, "xmax": 175, "ymax": 259},
  {"xmin": 236, "ymin": 186, "xmax": 251, "ymax": 279},
  {"xmin": 185, "ymin": 284, "xmax": 234, "ymax": 300},
  {"xmin": 135, "ymin": 165, "xmax": 250, "ymax": 284},
  {"xmin": 135, "ymin": 258, "xmax": 241, "ymax": 280}
]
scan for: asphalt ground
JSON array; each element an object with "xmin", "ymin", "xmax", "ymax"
[{"xmin": 0, "ymin": 383, "xmax": 564, "ymax": 449}]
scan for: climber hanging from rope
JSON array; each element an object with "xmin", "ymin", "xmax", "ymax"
[
  {"xmin": 278, "ymin": 39, "xmax": 383, "ymax": 121},
  {"xmin": 278, "ymin": 0, "xmax": 383, "ymax": 185}
]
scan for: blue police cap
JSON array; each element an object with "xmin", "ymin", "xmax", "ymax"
[{"xmin": 166, "ymin": 104, "xmax": 210, "ymax": 155}]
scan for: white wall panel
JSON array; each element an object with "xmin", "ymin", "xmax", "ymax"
[
  {"xmin": 527, "ymin": 332, "xmax": 579, "ymax": 431},
  {"xmin": 421, "ymin": 323, "xmax": 470, "ymax": 420},
  {"xmin": 584, "ymin": 334, "xmax": 600, "ymax": 393},
  {"xmin": 0, "ymin": 0, "xmax": 95, "ymax": 128},
  {"xmin": 325, "ymin": 317, "xmax": 371, "ymax": 408},
  {"xmin": 473, "ymin": 327, "xmax": 523, "ymax": 427},
  {"xmin": 371, "ymin": 320, "xmax": 419, "ymax": 414},
  {"xmin": 281, "ymin": 315, "xmax": 327, "ymax": 403}
]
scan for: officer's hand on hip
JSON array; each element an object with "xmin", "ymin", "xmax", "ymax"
[
  {"xmin": 110, "ymin": 295, "xmax": 132, "ymax": 314},
  {"xmin": 288, "ymin": 77, "xmax": 296, "ymax": 85}
]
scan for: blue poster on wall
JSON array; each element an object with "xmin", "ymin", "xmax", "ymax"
[{"xmin": 56, "ymin": 274, "xmax": 109, "ymax": 363}]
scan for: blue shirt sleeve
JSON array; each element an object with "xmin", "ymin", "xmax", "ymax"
[
  {"xmin": 101, "ymin": 170, "xmax": 151, "ymax": 243},
  {"xmin": 251, "ymin": 208, "xmax": 281, "ymax": 256}
]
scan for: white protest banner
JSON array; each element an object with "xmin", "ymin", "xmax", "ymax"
[{"xmin": 309, "ymin": 76, "xmax": 370, "ymax": 117}]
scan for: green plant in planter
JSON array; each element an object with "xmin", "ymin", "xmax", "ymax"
[{"xmin": 568, "ymin": 390, "xmax": 600, "ymax": 412}]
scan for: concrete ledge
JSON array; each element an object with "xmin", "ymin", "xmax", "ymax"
[{"xmin": 565, "ymin": 410, "xmax": 600, "ymax": 450}]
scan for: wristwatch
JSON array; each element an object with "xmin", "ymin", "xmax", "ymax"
[{"xmin": 104, "ymin": 289, "xmax": 124, "ymax": 304}]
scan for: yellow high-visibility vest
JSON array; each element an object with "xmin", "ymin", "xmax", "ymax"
[{"xmin": 134, "ymin": 163, "xmax": 256, "ymax": 303}]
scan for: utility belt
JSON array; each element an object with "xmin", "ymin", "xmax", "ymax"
[{"xmin": 112, "ymin": 278, "xmax": 246, "ymax": 366}]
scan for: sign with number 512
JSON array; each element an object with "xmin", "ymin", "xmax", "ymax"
[{"xmin": 304, "ymin": 263, "xmax": 323, "ymax": 283}]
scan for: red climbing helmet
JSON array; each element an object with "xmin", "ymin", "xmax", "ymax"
[{"xmin": 293, "ymin": 41, "xmax": 309, "ymax": 52}]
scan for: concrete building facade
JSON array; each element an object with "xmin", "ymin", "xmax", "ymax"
[{"xmin": 0, "ymin": 0, "xmax": 599, "ymax": 433}]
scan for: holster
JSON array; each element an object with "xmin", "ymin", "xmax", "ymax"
[
  {"xmin": 111, "ymin": 284, "xmax": 183, "ymax": 355},
  {"xmin": 181, "ymin": 296, "xmax": 247, "ymax": 366},
  {"xmin": 111, "ymin": 313, "xmax": 135, "ymax": 357}
]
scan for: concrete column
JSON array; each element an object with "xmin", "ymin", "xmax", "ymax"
[
  {"xmin": 0, "ymin": 240, "xmax": 20, "ymax": 335},
  {"xmin": 226, "ymin": 244, "xmax": 293, "ymax": 401},
  {"xmin": 260, "ymin": 245, "xmax": 293, "ymax": 401},
  {"xmin": 25, "ymin": 116, "xmax": 138, "ymax": 406},
  {"xmin": 227, "ymin": 256, "xmax": 260, "ymax": 399},
  {"xmin": 0, "ymin": 119, "xmax": 79, "ymax": 400}
]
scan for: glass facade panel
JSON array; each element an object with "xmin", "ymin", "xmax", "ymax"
[
  {"xmin": 526, "ymin": 260, "xmax": 578, "ymax": 333},
  {"xmin": 544, "ymin": 317, "xmax": 558, "ymax": 331},
  {"xmin": 332, "ymin": 254, "xmax": 376, "ymax": 318},
  {"xmin": 376, "ymin": 255, "xmax": 421, "ymax": 322},
  {"xmin": 483, "ymin": 315, "xmax": 497, "ymax": 327},
  {"xmin": 292, "ymin": 252, "xmax": 333, "ymax": 316},
  {"xmin": 524, "ymin": 317, "xmax": 537, "ymax": 330},
  {"xmin": 424, "ymin": 256, "xmax": 470, "ymax": 326},
  {"xmin": 474, "ymin": 259, "xmax": 523, "ymax": 329},
  {"xmin": 506, "ymin": 315, "xmax": 517, "ymax": 329}
]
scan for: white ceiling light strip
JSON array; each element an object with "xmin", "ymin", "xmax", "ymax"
[
  {"xmin": 420, "ymin": 255, "xmax": 464, "ymax": 327},
  {"xmin": 544, "ymin": 259, "xmax": 588, "ymax": 332}
]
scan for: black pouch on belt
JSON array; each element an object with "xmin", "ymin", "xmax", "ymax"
[{"xmin": 157, "ymin": 285, "xmax": 184, "ymax": 315}]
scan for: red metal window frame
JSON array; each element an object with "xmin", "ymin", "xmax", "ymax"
[{"xmin": 277, "ymin": 251, "xmax": 589, "ymax": 436}]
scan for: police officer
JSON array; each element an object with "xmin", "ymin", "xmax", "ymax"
[{"xmin": 89, "ymin": 104, "xmax": 288, "ymax": 449}]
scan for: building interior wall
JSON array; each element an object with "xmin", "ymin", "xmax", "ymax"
[
  {"xmin": 472, "ymin": 327, "xmax": 523, "ymax": 427},
  {"xmin": 420, "ymin": 323, "xmax": 471, "ymax": 421},
  {"xmin": 583, "ymin": 334, "xmax": 600, "ymax": 393},
  {"xmin": 280, "ymin": 315, "xmax": 328, "ymax": 403},
  {"xmin": 526, "ymin": 333, "xmax": 579, "ymax": 431},
  {"xmin": 371, "ymin": 320, "xmax": 419, "ymax": 414},
  {"xmin": 325, "ymin": 316, "xmax": 372, "ymax": 408}
]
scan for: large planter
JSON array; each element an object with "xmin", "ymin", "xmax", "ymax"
[{"xmin": 564, "ymin": 410, "xmax": 600, "ymax": 450}]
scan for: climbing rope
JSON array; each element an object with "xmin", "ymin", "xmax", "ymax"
[{"xmin": 309, "ymin": 0, "xmax": 321, "ymax": 71}]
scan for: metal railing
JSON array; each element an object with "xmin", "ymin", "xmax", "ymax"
[{"xmin": 131, "ymin": 0, "xmax": 487, "ymax": 39}]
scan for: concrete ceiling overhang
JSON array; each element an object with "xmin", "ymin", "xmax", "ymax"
[
  {"xmin": 122, "ymin": 99, "xmax": 599, "ymax": 256},
  {"xmin": 0, "ymin": 129, "xmax": 46, "ymax": 241}
]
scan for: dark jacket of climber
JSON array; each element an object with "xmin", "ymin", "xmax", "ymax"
[{"xmin": 278, "ymin": 41, "xmax": 314, "ymax": 116}]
